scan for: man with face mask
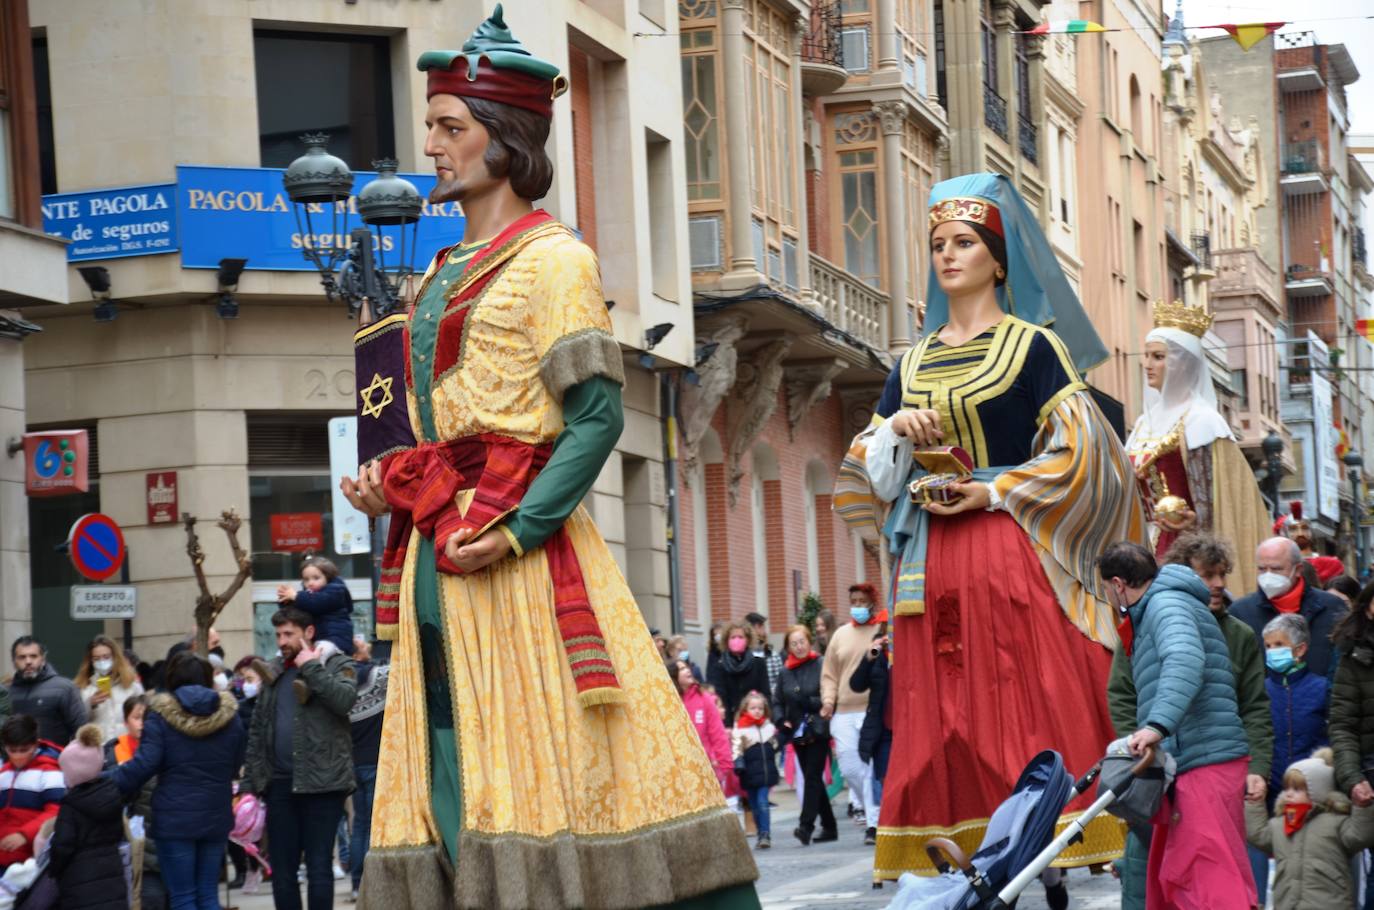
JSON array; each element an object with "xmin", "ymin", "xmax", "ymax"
[
  {"xmin": 1230, "ymin": 537, "xmax": 1347, "ymax": 680},
  {"xmin": 9, "ymin": 636, "xmax": 86, "ymax": 745},
  {"xmin": 820, "ymin": 583, "xmax": 886, "ymax": 842}
]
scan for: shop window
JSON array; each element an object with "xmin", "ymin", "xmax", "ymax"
[{"xmin": 254, "ymin": 30, "xmax": 395, "ymax": 170}]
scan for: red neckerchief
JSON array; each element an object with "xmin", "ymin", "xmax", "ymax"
[
  {"xmin": 785, "ymin": 651, "xmax": 818, "ymax": 670},
  {"xmin": 1283, "ymin": 801, "xmax": 1313, "ymax": 836},
  {"xmin": 1272, "ymin": 577, "xmax": 1306, "ymax": 615},
  {"xmin": 1117, "ymin": 616, "xmax": 1135, "ymax": 657},
  {"xmin": 852, "ymin": 608, "xmax": 890, "ymax": 627},
  {"xmin": 737, "ymin": 711, "xmax": 768, "ymax": 728}
]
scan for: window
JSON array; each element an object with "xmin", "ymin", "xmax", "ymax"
[
  {"xmin": 1015, "ymin": 32, "xmax": 1031, "ymax": 117},
  {"xmin": 646, "ymin": 130, "xmax": 678, "ymax": 300},
  {"xmin": 1231, "ymin": 369, "xmax": 1250, "ymax": 409},
  {"xmin": 0, "ymin": 108, "xmax": 11, "ymax": 220},
  {"xmin": 744, "ymin": 1, "xmax": 798, "ymax": 285},
  {"xmin": 839, "ymin": 149, "xmax": 880, "ymax": 286},
  {"xmin": 680, "ymin": 28, "xmax": 721, "ymax": 201},
  {"xmin": 981, "ymin": 0, "xmax": 997, "ymax": 90},
  {"xmin": 903, "ymin": 122, "xmax": 934, "ymax": 305},
  {"xmin": 254, "ymin": 30, "xmax": 395, "ymax": 169},
  {"xmin": 31, "ymin": 36, "xmax": 54, "ymax": 196},
  {"xmin": 841, "ymin": 27, "xmax": 870, "ymax": 73},
  {"xmin": 1129, "ymin": 75, "xmax": 1143, "ymax": 146},
  {"xmin": 840, "ymin": 0, "xmax": 870, "ymax": 11},
  {"xmin": 934, "ymin": 1, "xmax": 947, "ymax": 109},
  {"xmin": 689, "ymin": 215, "xmax": 723, "ymax": 269}
]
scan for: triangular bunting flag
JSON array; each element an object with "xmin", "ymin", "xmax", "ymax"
[
  {"xmin": 1028, "ymin": 20, "xmax": 1107, "ymax": 35},
  {"xmin": 1214, "ymin": 22, "xmax": 1286, "ymax": 51}
]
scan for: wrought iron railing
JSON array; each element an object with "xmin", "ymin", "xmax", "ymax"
[
  {"xmin": 984, "ymin": 84, "xmax": 1008, "ymax": 141},
  {"xmin": 1191, "ymin": 231, "xmax": 1211, "ymax": 271},
  {"xmin": 1282, "ymin": 139, "xmax": 1323, "ymax": 175},
  {"xmin": 802, "ymin": 1, "xmax": 844, "ymax": 69},
  {"xmin": 1017, "ymin": 113, "xmax": 1038, "ymax": 165}
]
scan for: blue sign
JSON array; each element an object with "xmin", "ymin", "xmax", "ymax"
[
  {"xmin": 176, "ymin": 165, "xmax": 464, "ymax": 271},
  {"xmin": 41, "ymin": 184, "xmax": 178, "ymax": 262}
]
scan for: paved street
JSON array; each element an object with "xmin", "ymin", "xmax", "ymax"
[{"xmin": 223, "ymin": 785, "xmax": 1123, "ymax": 910}]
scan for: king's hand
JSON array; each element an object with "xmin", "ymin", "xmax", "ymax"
[
  {"xmin": 341, "ymin": 461, "xmax": 390, "ymax": 517},
  {"xmin": 445, "ymin": 526, "xmax": 514, "ymax": 572}
]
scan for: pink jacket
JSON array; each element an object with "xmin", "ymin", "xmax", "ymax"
[{"xmin": 681, "ymin": 684, "xmax": 733, "ymax": 790}]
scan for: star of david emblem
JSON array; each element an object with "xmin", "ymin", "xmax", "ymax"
[{"xmin": 360, "ymin": 373, "xmax": 395, "ymax": 419}]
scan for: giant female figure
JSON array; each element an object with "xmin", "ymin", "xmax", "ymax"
[
  {"xmin": 1125, "ymin": 303, "xmax": 1273, "ymax": 592},
  {"xmin": 855, "ymin": 174, "xmax": 1146, "ymax": 881}
]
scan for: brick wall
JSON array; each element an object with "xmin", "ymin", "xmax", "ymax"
[
  {"xmin": 568, "ymin": 47, "xmax": 598, "ymax": 252},
  {"xmin": 678, "ymin": 385, "xmax": 867, "ymax": 635}
]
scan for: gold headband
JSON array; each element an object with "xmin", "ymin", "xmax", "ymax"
[
  {"xmin": 1151, "ymin": 300, "xmax": 1213, "ymax": 338},
  {"xmin": 928, "ymin": 197, "xmax": 1003, "ymax": 235}
]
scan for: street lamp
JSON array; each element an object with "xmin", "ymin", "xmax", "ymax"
[
  {"xmin": 1345, "ymin": 449, "xmax": 1365, "ymax": 576},
  {"xmin": 1262, "ymin": 429, "xmax": 1284, "ymax": 519},
  {"xmin": 282, "ymin": 135, "xmax": 423, "ymax": 320}
]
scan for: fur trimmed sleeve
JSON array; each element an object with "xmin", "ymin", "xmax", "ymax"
[{"xmin": 529, "ymin": 239, "xmax": 625, "ymax": 401}]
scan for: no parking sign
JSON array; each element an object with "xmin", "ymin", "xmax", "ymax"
[{"xmin": 67, "ymin": 513, "xmax": 127, "ymax": 582}]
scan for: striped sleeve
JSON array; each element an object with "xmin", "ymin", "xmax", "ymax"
[{"xmin": 991, "ymin": 391, "xmax": 1148, "ymax": 648}]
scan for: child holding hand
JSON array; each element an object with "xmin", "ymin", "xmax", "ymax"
[{"xmin": 1247, "ymin": 748, "xmax": 1374, "ymax": 909}]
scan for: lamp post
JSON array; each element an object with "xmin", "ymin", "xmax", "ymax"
[
  {"xmin": 1262, "ymin": 429, "xmax": 1284, "ymax": 520},
  {"xmin": 282, "ymin": 135, "xmax": 423, "ymax": 320},
  {"xmin": 1345, "ymin": 449, "xmax": 1365, "ymax": 576}
]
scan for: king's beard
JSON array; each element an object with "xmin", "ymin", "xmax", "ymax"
[{"xmin": 429, "ymin": 178, "xmax": 466, "ymax": 204}]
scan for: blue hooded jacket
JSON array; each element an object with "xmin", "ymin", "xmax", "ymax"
[
  {"xmin": 293, "ymin": 577, "xmax": 355, "ymax": 654},
  {"xmin": 1127, "ymin": 564, "xmax": 1248, "ymax": 774},
  {"xmin": 1265, "ymin": 664, "xmax": 1330, "ymax": 794},
  {"xmin": 111, "ymin": 685, "xmax": 245, "ymax": 840}
]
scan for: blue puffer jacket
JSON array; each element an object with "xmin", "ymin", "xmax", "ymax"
[
  {"xmin": 111, "ymin": 685, "xmax": 246, "ymax": 840},
  {"xmin": 1266, "ymin": 665, "xmax": 1330, "ymax": 794},
  {"xmin": 1128, "ymin": 564, "xmax": 1248, "ymax": 774}
]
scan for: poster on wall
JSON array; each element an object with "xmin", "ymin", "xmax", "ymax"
[
  {"xmin": 145, "ymin": 472, "xmax": 178, "ymax": 524},
  {"xmin": 327, "ymin": 417, "xmax": 372, "ymax": 556},
  {"xmin": 270, "ymin": 513, "xmax": 324, "ymax": 552}
]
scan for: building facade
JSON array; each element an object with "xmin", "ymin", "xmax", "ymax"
[
  {"xmin": 1072, "ymin": 0, "xmax": 1166, "ymax": 416},
  {"xmin": 19, "ymin": 0, "xmax": 695, "ymax": 668},
  {"xmin": 674, "ymin": 0, "xmax": 948, "ymax": 640},
  {"xmin": 1, "ymin": 0, "xmax": 67, "ymax": 656}
]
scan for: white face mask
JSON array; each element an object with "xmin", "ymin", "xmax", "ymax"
[
  {"xmin": 1258, "ymin": 570, "xmax": 1295, "ymax": 600},
  {"xmin": 213, "ymin": 672, "xmax": 229, "ymax": 691},
  {"xmin": 241, "ymin": 681, "xmax": 259, "ymax": 700},
  {"xmin": 208, "ymin": 653, "xmax": 225, "ymax": 670},
  {"xmin": 93, "ymin": 659, "xmax": 113, "ymax": 676}
]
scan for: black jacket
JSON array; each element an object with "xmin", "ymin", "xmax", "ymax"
[
  {"xmin": 1231, "ymin": 583, "xmax": 1347, "ymax": 679},
  {"xmin": 849, "ymin": 651, "xmax": 892, "ymax": 766},
  {"xmin": 49, "ymin": 777, "xmax": 127, "ymax": 910},
  {"xmin": 708, "ymin": 653, "xmax": 770, "ymax": 722},
  {"xmin": 9, "ymin": 664, "xmax": 88, "ymax": 745},
  {"xmin": 773, "ymin": 657, "xmax": 824, "ymax": 739}
]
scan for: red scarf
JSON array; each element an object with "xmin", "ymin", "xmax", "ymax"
[
  {"xmin": 1272, "ymin": 577, "xmax": 1306, "ymax": 615},
  {"xmin": 1117, "ymin": 615, "xmax": 1135, "ymax": 657},
  {"xmin": 1283, "ymin": 801, "xmax": 1312, "ymax": 836},
  {"xmin": 737, "ymin": 711, "xmax": 768, "ymax": 728},
  {"xmin": 785, "ymin": 651, "xmax": 818, "ymax": 670},
  {"xmin": 851, "ymin": 608, "xmax": 890, "ymax": 627}
]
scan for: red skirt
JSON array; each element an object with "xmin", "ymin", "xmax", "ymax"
[{"xmin": 874, "ymin": 509, "xmax": 1124, "ymax": 880}]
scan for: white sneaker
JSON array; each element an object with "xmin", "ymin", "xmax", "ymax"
[
  {"xmin": 244, "ymin": 869, "xmax": 262, "ymax": 894},
  {"xmin": 853, "ymin": 811, "xmax": 867, "ymax": 827},
  {"xmin": 333, "ymin": 862, "xmax": 346, "ymax": 881}
]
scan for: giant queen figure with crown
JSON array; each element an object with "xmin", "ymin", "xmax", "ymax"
[
  {"xmin": 1124, "ymin": 301, "xmax": 1273, "ymax": 592},
  {"xmin": 340, "ymin": 7, "xmax": 761, "ymax": 908},
  {"xmin": 849, "ymin": 173, "xmax": 1147, "ymax": 885}
]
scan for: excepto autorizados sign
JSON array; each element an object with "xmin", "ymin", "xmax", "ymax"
[{"xmin": 70, "ymin": 586, "xmax": 138, "ymax": 621}]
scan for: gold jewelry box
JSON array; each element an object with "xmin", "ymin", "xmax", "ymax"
[{"xmin": 907, "ymin": 447, "xmax": 974, "ymax": 504}]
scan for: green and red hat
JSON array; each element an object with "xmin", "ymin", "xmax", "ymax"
[{"xmin": 417, "ymin": 4, "xmax": 567, "ymax": 119}]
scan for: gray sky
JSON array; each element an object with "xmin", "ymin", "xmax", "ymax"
[{"xmin": 1179, "ymin": 0, "xmax": 1374, "ymax": 137}]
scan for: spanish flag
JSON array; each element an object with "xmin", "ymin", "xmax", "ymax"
[{"xmin": 1357, "ymin": 318, "xmax": 1374, "ymax": 342}]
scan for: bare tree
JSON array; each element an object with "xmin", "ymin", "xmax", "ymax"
[{"xmin": 182, "ymin": 509, "xmax": 252, "ymax": 655}]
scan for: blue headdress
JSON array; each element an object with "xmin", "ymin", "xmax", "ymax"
[{"xmin": 925, "ymin": 173, "xmax": 1107, "ymax": 374}]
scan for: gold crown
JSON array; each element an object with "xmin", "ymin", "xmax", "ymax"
[
  {"xmin": 928, "ymin": 196, "xmax": 1001, "ymax": 233},
  {"xmin": 1151, "ymin": 300, "xmax": 1213, "ymax": 337}
]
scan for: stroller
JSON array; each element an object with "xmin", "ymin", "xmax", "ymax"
[{"xmin": 886, "ymin": 743, "xmax": 1166, "ymax": 910}]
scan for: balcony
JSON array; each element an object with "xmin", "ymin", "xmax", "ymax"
[
  {"xmin": 1281, "ymin": 139, "xmax": 1329, "ymax": 196},
  {"xmin": 1017, "ymin": 114, "xmax": 1038, "ymax": 166},
  {"xmin": 1357, "ymin": 228, "xmax": 1368, "ymax": 268},
  {"xmin": 984, "ymin": 83, "xmax": 1008, "ymax": 142},
  {"xmin": 800, "ymin": 2, "xmax": 848, "ymax": 97},
  {"xmin": 1210, "ymin": 248, "xmax": 1282, "ymax": 320},
  {"xmin": 811, "ymin": 255, "xmax": 886, "ymax": 350},
  {"xmin": 1286, "ymin": 264, "xmax": 1334, "ymax": 298},
  {"xmin": 1191, "ymin": 231, "xmax": 1212, "ymax": 272}
]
